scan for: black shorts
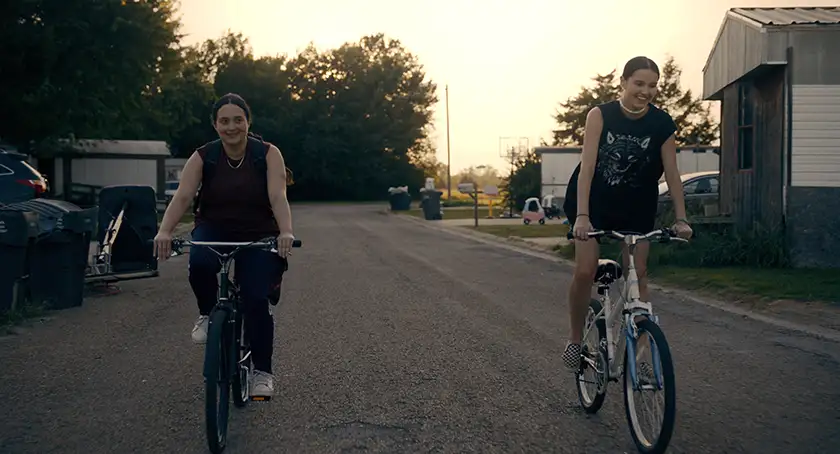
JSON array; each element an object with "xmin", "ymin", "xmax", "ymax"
[{"xmin": 563, "ymin": 198, "xmax": 656, "ymax": 234}]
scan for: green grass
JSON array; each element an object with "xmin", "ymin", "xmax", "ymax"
[
  {"xmin": 554, "ymin": 242, "xmax": 840, "ymax": 304},
  {"xmin": 401, "ymin": 207, "xmax": 493, "ymax": 220},
  {"xmin": 0, "ymin": 302, "xmax": 47, "ymax": 334},
  {"xmin": 473, "ymin": 223, "xmax": 570, "ymax": 238}
]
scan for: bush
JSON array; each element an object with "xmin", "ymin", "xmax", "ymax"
[
  {"xmin": 653, "ymin": 222, "xmax": 789, "ymax": 268},
  {"xmin": 557, "ymin": 222, "xmax": 790, "ymax": 269}
]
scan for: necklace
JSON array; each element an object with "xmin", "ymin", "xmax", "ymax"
[
  {"xmin": 619, "ymin": 98, "xmax": 648, "ymax": 115},
  {"xmin": 226, "ymin": 155, "xmax": 244, "ymax": 169}
]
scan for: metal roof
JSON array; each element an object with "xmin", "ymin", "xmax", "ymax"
[
  {"xmin": 69, "ymin": 139, "xmax": 172, "ymax": 157},
  {"xmin": 731, "ymin": 6, "xmax": 840, "ymax": 26}
]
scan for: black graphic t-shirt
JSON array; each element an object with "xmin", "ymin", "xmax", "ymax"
[{"xmin": 564, "ymin": 100, "xmax": 677, "ymax": 221}]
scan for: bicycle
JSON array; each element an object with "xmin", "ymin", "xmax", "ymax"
[
  {"xmin": 566, "ymin": 228, "xmax": 688, "ymax": 454},
  {"xmin": 168, "ymin": 236, "xmax": 302, "ymax": 454}
]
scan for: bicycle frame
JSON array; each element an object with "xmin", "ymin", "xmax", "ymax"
[
  {"xmin": 580, "ymin": 230, "xmax": 682, "ymax": 390},
  {"xmin": 170, "ymin": 238, "xmax": 300, "ymax": 379}
]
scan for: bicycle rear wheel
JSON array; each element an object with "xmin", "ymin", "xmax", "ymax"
[
  {"xmin": 623, "ymin": 318, "xmax": 676, "ymax": 454},
  {"xmin": 204, "ymin": 309, "xmax": 232, "ymax": 454},
  {"xmin": 576, "ymin": 299, "xmax": 607, "ymax": 413}
]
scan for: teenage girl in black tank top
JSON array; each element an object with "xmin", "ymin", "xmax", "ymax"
[
  {"xmin": 560, "ymin": 57, "xmax": 694, "ymax": 370},
  {"xmin": 153, "ymin": 93, "xmax": 296, "ymax": 398}
]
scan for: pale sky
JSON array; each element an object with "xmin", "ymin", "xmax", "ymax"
[{"xmin": 176, "ymin": 0, "xmax": 822, "ymax": 174}]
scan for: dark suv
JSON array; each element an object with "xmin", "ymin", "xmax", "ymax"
[{"xmin": 0, "ymin": 149, "xmax": 49, "ymax": 205}]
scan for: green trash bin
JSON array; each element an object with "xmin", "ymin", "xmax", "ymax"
[
  {"xmin": 0, "ymin": 210, "xmax": 39, "ymax": 314},
  {"xmin": 421, "ymin": 190, "xmax": 443, "ymax": 220},
  {"xmin": 4, "ymin": 199, "xmax": 98, "ymax": 310}
]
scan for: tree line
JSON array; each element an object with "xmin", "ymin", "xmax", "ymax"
[
  {"xmin": 501, "ymin": 56, "xmax": 720, "ymax": 210},
  {"xmin": 1, "ymin": 0, "xmax": 441, "ymax": 200}
]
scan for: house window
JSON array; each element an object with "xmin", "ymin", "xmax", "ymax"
[{"xmin": 737, "ymin": 84, "xmax": 754, "ymax": 170}]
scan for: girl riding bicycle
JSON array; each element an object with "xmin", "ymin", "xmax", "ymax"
[
  {"xmin": 561, "ymin": 56, "xmax": 693, "ymax": 370},
  {"xmin": 153, "ymin": 93, "xmax": 296, "ymax": 398}
]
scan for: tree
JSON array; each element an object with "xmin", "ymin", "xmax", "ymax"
[
  {"xmin": 500, "ymin": 151, "xmax": 541, "ymax": 213},
  {"xmin": 276, "ymin": 33, "xmax": 439, "ymax": 200},
  {"xmin": 0, "ymin": 0, "xmax": 183, "ymax": 155},
  {"xmin": 454, "ymin": 165, "xmax": 501, "ymax": 189},
  {"xmin": 407, "ymin": 135, "xmax": 444, "ymax": 180},
  {"xmin": 550, "ymin": 56, "xmax": 718, "ymax": 147}
]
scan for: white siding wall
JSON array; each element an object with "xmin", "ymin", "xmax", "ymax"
[
  {"xmin": 791, "ymin": 85, "xmax": 840, "ymax": 188},
  {"xmin": 541, "ymin": 148, "xmax": 720, "ymax": 196},
  {"xmin": 71, "ymin": 158, "xmax": 158, "ymax": 193},
  {"xmin": 540, "ymin": 152, "xmax": 580, "ymax": 197}
]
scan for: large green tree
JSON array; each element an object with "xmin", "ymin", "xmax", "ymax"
[
  {"xmin": 551, "ymin": 56, "xmax": 718, "ymax": 147},
  {"xmin": 0, "ymin": 0, "xmax": 183, "ymax": 155}
]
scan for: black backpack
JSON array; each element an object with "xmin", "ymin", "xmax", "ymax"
[{"xmin": 193, "ymin": 134, "xmax": 269, "ymax": 215}]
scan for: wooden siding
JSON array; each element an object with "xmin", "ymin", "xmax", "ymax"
[
  {"xmin": 703, "ymin": 14, "xmax": 766, "ymax": 99},
  {"xmin": 791, "ymin": 85, "xmax": 840, "ymax": 188},
  {"xmin": 719, "ymin": 69, "xmax": 786, "ymax": 228}
]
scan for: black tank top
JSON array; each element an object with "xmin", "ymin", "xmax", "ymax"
[
  {"xmin": 194, "ymin": 141, "xmax": 279, "ymax": 242},
  {"xmin": 565, "ymin": 101, "xmax": 676, "ymax": 215}
]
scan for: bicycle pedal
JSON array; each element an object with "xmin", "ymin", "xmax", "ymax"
[{"xmin": 250, "ymin": 396, "xmax": 272, "ymax": 402}]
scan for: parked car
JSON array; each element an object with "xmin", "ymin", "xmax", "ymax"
[
  {"xmin": 658, "ymin": 170, "xmax": 719, "ymax": 216},
  {"xmin": 0, "ymin": 149, "xmax": 49, "ymax": 205},
  {"xmin": 164, "ymin": 180, "xmax": 179, "ymax": 202}
]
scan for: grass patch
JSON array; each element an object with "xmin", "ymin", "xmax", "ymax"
[
  {"xmin": 474, "ymin": 223, "xmax": 570, "ymax": 238},
  {"xmin": 554, "ymin": 238, "xmax": 840, "ymax": 304},
  {"xmin": 651, "ymin": 266, "xmax": 840, "ymax": 303},
  {"xmin": 0, "ymin": 302, "xmax": 47, "ymax": 334},
  {"xmin": 401, "ymin": 207, "xmax": 493, "ymax": 220}
]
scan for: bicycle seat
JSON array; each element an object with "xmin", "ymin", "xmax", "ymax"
[{"xmin": 594, "ymin": 259, "xmax": 622, "ymax": 283}]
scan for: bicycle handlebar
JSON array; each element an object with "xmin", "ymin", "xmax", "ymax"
[
  {"xmin": 171, "ymin": 237, "xmax": 301, "ymax": 254},
  {"xmin": 565, "ymin": 228, "xmax": 689, "ymax": 243},
  {"xmin": 150, "ymin": 237, "xmax": 302, "ymax": 259}
]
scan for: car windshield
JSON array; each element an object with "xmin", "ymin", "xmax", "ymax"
[{"xmin": 658, "ymin": 173, "xmax": 717, "ymax": 195}]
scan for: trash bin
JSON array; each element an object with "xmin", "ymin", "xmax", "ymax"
[
  {"xmin": 388, "ymin": 186, "xmax": 411, "ymax": 211},
  {"xmin": 0, "ymin": 210, "xmax": 39, "ymax": 313},
  {"xmin": 421, "ymin": 190, "xmax": 443, "ymax": 220},
  {"xmin": 3, "ymin": 199, "xmax": 98, "ymax": 310}
]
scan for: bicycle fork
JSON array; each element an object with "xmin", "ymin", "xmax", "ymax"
[{"xmin": 623, "ymin": 309, "xmax": 664, "ymax": 391}]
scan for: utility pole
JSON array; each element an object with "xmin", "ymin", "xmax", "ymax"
[{"xmin": 445, "ymin": 84, "xmax": 451, "ymax": 199}]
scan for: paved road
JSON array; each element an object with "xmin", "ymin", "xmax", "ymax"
[{"xmin": 1, "ymin": 204, "xmax": 839, "ymax": 453}]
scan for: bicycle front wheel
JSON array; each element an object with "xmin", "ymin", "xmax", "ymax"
[
  {"xmin": 204, "ymin": 309, "xmax": 232, "ymax": 454},
  {"xmin": 232, "ymin": 308, "xmax": 250, "ymax": 408},
  {"xmin": 623, "ymin": 318, "xmax": 676, "ymax": 454}
]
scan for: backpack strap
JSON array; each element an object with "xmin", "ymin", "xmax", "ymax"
[
  {"xmin": 247, "ymin": 136, "xmax": 269, "ymax": 184},
  {"xmin": 193, "ymin": 139, "xmax": 222, "ymax": 215}
]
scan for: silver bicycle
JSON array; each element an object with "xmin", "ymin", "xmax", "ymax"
[{"xmin": 571, "ymin": 228, "xmax": 687, "ymax": 454}]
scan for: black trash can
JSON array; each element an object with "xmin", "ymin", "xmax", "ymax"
[
  {"xmin": 3, "ymin": 199, "xmax": 98, "ymax": 310},
  {"xmin": 0, "ymin": 210, "xmax": 39, "ymax": 314},
  {"xmin": 421, "ymin": 190, "xmax": 443, "ymax": 220}
]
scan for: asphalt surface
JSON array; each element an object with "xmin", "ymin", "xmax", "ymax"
[{"xmin": 1, "ymin": 203, "xmax": 839, "ymax": 454}]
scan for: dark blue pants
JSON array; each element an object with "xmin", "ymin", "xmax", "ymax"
[{"xmin": 188, "ymin": 223, "xmax": 283, "ymax": 374}]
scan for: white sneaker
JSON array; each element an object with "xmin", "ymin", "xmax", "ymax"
[
  {"xmin": 191, "ymin": 315, "xmax": 209, "ymax": 344},
  {"xmin": 251, "ymin": 370, "xmax": 275, "ymax": 398}
]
